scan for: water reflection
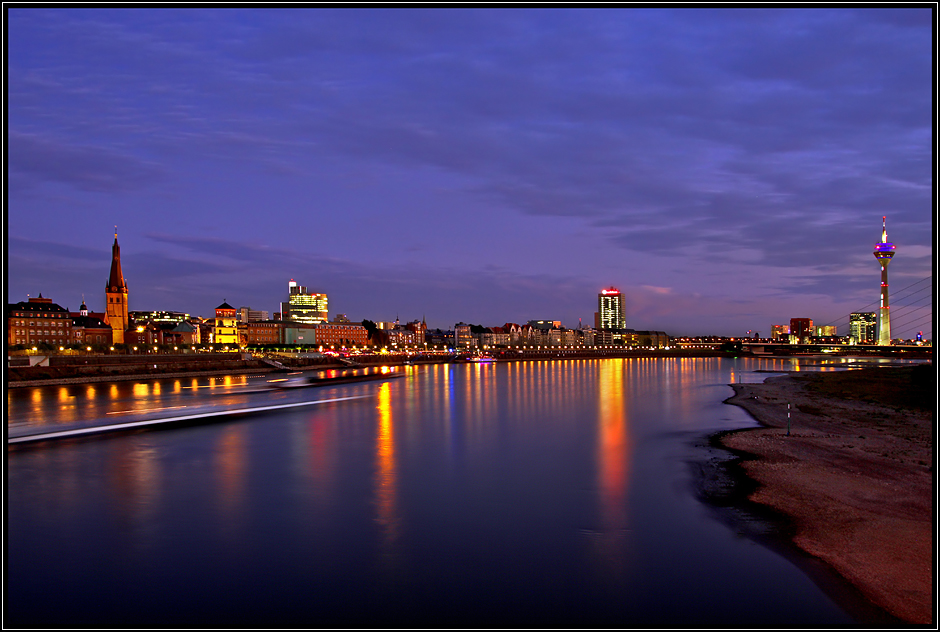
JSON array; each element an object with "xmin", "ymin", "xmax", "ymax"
[
  {"xmin": 108, "ymin": 441, "xmax": 161, "ymax": 551},
  {"xmin": 374, "ymin": 382, "xmax": 399, "ymax": 553},
  {"xmin": 593, "ymin": 359, "xmax": 633, "ymax": 576},
  {"xmin": 7, "ymin": 358, "xmax": 862, "ymax": 627},
  {"xmin": 215, "ymin": 426, "xmax": 248, "ymax": 536}
]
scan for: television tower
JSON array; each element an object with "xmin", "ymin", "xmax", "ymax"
[{"xmin": 873, "ymin": 216, "xmax": 896, "ymax": 346}]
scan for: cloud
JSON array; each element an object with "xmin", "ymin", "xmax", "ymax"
[{"xmin": 7, "ymin": 131, "xmax": 165, "ymax": 192}]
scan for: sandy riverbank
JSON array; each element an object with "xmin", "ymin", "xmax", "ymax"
[{"xmin": 721, "ymin": 366, "xmax": 934, "ymax": 625}]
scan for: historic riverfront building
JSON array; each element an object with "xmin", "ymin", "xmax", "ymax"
[
  {"xmin": 7, "ymin": 295, "xmax": 72, "ymax": 347},
  {"xmin": 71, "ymin": 299, "xmax": 112, "ymax": 346},
  {"xmin": 214, "ymin": 301, "xmax": 239, "ymax": 345},
  {"xmin": 105, "ymin": 231, "xmax": 129, "ymax": 344}
]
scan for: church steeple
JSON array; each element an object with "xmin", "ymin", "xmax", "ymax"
[
  {"xmin": 105, "ymin": 228, "xmax": 129, "ymax": 344},
  {"xmin": 107, "ymin": 227, "xmax": 127, "ymax": 292}
]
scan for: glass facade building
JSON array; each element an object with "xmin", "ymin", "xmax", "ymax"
[
  {"xmin": 850, "ymin": 312, "xmax": 877, "ymax": 344},
  {"xmin": 282, "ymin": 280, "xmax": 328, "ymax": 324}
]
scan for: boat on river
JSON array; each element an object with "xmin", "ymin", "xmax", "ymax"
[{"xmin": 266, "ymin": 370, "xmax": 403, "ymax": 389}]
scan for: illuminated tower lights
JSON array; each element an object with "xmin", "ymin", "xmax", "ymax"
[
  {"xmin": 598, "ymin": 287, "xmax": 626, "ymax": 330},
  {"xmin": 873, "ymin": 216, "xmax": 896, "ymax": 346}
]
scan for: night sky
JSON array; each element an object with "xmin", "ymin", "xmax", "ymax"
[{"xmin": 7, "ymin": 8, "xmax": 934, "ymax": 338}]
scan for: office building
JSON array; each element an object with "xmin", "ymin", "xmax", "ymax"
[
  {"xmin": 281, "ymin": 280, "xmax": 328, "ymax": 324},
  {"xmin": 597, "ymin": 287, "xmax": 626, "ymax": 330},
  {"xmin": 770, "ymin": 324, "xmax": 790, "ymax": 340},
  {"xmin": 850, "ymin": 312, "xmax": 877, "ymax": 345},
  {"xmin": 238, "ymin": 307, "xmax": 269, "ymax": 323},
  {"xmin": 873, "ymin": 217, "xmax": 896, "ymax": 345},
  {"xmin": 789, "ymin": 318, "xmax": 814, "ymax": 343}
]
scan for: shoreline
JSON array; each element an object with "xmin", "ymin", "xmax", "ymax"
[{"xmin": 716, "ymin": 369, "xmax": 933, "ymax": 625}]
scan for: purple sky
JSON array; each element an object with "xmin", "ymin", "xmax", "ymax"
[{"xmin": 7, "ymin": 8, "xmax": 934, "ymax": 338}]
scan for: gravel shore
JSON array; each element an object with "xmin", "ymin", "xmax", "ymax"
[{"xmin": 722, "ymin": 368, "xmax": 933, "ymax": 625}]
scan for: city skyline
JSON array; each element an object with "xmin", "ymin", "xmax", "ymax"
[{"xmin": 7, "ymin": 8, "xmax": 934, "ymax": 337}]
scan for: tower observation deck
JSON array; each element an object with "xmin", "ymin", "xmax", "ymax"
[{"xmin": 873, "ymin": 216, "xmax": 895, "ymax": 346}]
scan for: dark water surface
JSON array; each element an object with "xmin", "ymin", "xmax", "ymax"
[{"xmin": 8, "ymin": 358, "xmax": 861, "ymax": 627}]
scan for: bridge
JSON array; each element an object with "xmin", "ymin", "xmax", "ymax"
[{"xmin": 742, "ymin": 341, "xmax": 932, "ymax": 359}]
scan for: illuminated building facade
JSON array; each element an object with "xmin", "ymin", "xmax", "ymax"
[
  {"xmin": 850, "ymin": 312, "xmax": 877, "ymax": 345},
  {"xmin": 315, "ymin": 322, "xmax": 369, "ymax": 348},
  {"xmin": 245, "ymin": 320, "xmax": 283, "ymax": 345},
  {"xmin": 130, "ymin": 310, "xmax": 190, "ymax": 324},
  {"xmin": 873, "ymin": 217, "xmax": 896, "ymax": 345},
  {"xmin": 454, "ymin": 323, "xmax": 472, "ymax": 349},
  {"xmin": 214, "ymin": 301, "xmax": 238, "ymax": 345},
  {"xmin": 105, "ymin": 231, "xmax": 129, "ymax": 344},
  {"xmin": 405, "ymin": 319, "xmax": 427, "ymax": 346},
  {"xmin": 71, "ymin": 300, "xmax": 112, "ymax": 345},
  {"xmin": 238, "ymin": 307, "xmax": 269, "ymax": 322},
  {"xmin": 770, "ymin": 324, "xmax": 790, "ymax": 340},
  {"xmin": 8, "ymin": 295, "xmax": 72, "ymax": 347},
  {"xmin": 789, "ymin": 318, "xmax": 814, "ymax": 343},
  {"xmin": 598, "ymin": 288, "xmax": 626, "ymax": 330},
  {"xmin": 815, "ymin": 325, "xmax": 837, "ymax": 337},
  {"xmin": 281, "ymin": 280, "xmax": 328, "ymax": 324}
]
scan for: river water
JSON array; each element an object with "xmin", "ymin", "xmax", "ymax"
[{"xmin": 7, "ymin": 357, "xmax": 872, "ymax": 627}]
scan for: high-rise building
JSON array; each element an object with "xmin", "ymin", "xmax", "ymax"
[
  {"xmin": 598, "ymin": 287, "xmax": 626, "ymax": 330},
  {"xmin": 281, "ymin": 280, "xmax": 328, "ymax": 324},
  {"xmin": 105, "ymin": 230, "xmax": 129, "ymax": 344},
  {"xmin": 873, "ymin": 216, "xmax": 896, "ymax": 345},
  {"xmin": 789, "ymin": 318, "xmax": 814, "ymax": 343},
  {"xmin": 850, "ymin": 312, "xmax": 877, "ymax": 344}
]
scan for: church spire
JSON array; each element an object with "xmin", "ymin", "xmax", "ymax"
[{"xmin": 107, "ymin": 228, "xmax": 126, "ymax": 291}]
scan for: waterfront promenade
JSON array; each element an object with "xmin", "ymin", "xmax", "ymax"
[{"xmin": 7, "ymin": 348, "xmax": 740, "ymax": 387}]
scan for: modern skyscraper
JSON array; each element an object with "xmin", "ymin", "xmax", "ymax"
[
  {"xmin": 105, "ymin": 230, "xmax": 129, "ymax": 344},
  {"xmin": 873, "ymin": 216, "xmax": 896, "ymax": 345},
  {"xmin": 281, "ymin": 280, "xmax": 329, "ymax": 324},
  {"xmin": 597, "ymin": 287, "xmax": 625, "ymax": 330},
  {"xmin": 850, "ymin": 312, "xmax": 877, "ymax": 344}
]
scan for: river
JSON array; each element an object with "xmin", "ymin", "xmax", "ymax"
[{"xmin": 7, "ymin": 357, "xmax": 870, "ymax": 627}]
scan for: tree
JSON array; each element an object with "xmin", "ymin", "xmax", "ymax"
[
  {"xmin": 720, "ymin": 340, "xmax": 743, "ymax": 354},
  {"xmin": 361, "ymin": 320, "xmax": 378, "ymax": 340}
]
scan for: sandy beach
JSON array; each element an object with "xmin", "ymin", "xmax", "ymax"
[{"xmin": 721, "ymin": 366, "xmax": 934, "ymax": 625}]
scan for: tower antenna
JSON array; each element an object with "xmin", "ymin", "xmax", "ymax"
[{"xmin": 873, "ymin": 216, "xmax": 896, "ymax": 345}]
